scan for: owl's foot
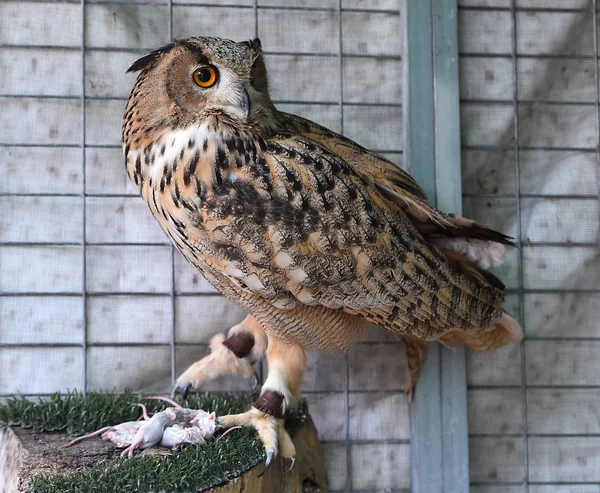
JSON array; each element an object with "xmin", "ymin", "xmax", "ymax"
[
  {"xmin": 218, "ymin": 337, "xmax": 306, "ymax": 474},
  {"xmin": 217, "ymin": 401, "xmax": 296, "ymax": 475},
  {"xmin": 172, "ymin": 315, "xmax": 267, "ymax": 398},
  {"xmin": 172, "ymin": 333, "xmax": 257, "ymax": 398}
]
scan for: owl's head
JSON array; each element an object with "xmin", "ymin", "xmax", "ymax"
[{"xmin": 125, "ymin": 37, "xmax": 276, "ymax": 134}]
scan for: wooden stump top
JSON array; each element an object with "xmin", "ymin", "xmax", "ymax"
[{"xmin": 0, "ymin": 421, "xmax": 328, "ymax": 493}]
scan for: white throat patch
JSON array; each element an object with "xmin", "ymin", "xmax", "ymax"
[{"xmin": 150, "ymin": 124, "xmax": 211, "ymax": 182}]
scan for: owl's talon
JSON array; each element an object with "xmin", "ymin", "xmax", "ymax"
[
  {"xmin": 171, "ymin": 381, "xmax": 194, "ymax": 399},
  {"xmin": 259, "ymin": 450, "xmax": 275, "ymax": 477},
  {"xmin": 181, "ymin": 382, "xmax": 193, "ymax": 400},
  {"xmin": 217, "ymin": 407, "xmax": 295, "ymax": 476},
  {"xmin": 251, "ymin": 371, "xmax": 260, "ymax": 390},
  {"xmin": 285, "ymin": 455, "xmax": 296, "ymax": 473}
]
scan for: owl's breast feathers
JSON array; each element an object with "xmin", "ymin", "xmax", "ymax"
[{"xmin": 124, "ymin": 112, "xmax": 512, "ymax": 341}]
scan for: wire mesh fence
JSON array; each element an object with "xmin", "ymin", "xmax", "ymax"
[
  {"xmin": 0, "ymin": 1, "xmax": 408, "ymax": 491},
  {"xmin": 2, "ymin": 1, "xmax": 599, "ymax": 492},
  {"xmin": 460, "ymin": 1, "xmax": 600, "ymax": 491}
]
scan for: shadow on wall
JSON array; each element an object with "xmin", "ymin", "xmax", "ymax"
[{"xmin": 461, "ymin": 4, "xmax": 600, "ymax": 304}]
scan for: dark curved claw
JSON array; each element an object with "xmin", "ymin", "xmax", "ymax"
[
  {"xmin": 181, "ymin": 382, "xmax": 193, "ymax": 400},
  {"xmin": 284, "ymin": 455, "xmax": 296, "ymax": 473},
  {"xmin": 251, "ymin": 371, "xmax": 260, "ymax": 390},
  {"xmin": 215, "ymin": 416, "xmax": 228, "ymax": 431},
  {"xmin": 258, "ymin": 450, "xmax": 275, "ymax": 477}
]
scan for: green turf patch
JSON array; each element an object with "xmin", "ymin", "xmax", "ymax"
[{"xmin": 0, "ymin": 391, "xmax": 310, "ymax": 493}]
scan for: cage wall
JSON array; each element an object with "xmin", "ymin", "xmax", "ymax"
[
  {"xmin": 458, "ymin": 1, "xmax": 600, "ymax": 492},
  {"xmin": 0, "ymin": 1, "xmax": 409, "ymax": 491}
]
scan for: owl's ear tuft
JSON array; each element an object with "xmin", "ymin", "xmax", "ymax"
[
  {"xmin": 127, "ymin": 43, "xmax": 175, "ymax": 73},
  {"xmin": 243, "ymin": 38, "xmax": 262, "ymax": 53}
]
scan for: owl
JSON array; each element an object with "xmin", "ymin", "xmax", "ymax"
[{"xmin": 123, "ymin": 37, "xmax": 522, "ymax": 471}]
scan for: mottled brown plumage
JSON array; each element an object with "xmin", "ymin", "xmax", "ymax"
[{"xmin": 123, "ymin": 36, "xmax": 522, "ymax": 466}]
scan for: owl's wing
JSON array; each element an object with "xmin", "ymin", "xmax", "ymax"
[
  {"xmin": 283, "ymin": 112, "xmax": 514, "ymax": 263},
  {"xmin": 195, "ymin": 129, "xmax": 509, "ymax": 338},
  {"xmin": 283, "ymin": 112, "xmax": 428, "ymax": 201}
]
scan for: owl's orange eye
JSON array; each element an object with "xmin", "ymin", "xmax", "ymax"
[{"xmin": 192, "ymin": 66, "xmax": 218, "ymax": 88}]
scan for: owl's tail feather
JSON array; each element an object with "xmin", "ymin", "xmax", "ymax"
[{"xmin": 438, "ymin": 312, "xmax": 523, "ymax": 352}]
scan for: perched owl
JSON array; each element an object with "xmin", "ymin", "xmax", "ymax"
[{"xmin": 123, "ymin": 36, "xmax": 522, "ymax": 470}]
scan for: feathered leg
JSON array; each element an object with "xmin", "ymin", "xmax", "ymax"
[
  {"xmin": 216, "ymin": 336, "xmax": 306, "ymax": 474},
  {"xmin": 173, "ymin": 314, "xmax": 268, "ymax": 398}
]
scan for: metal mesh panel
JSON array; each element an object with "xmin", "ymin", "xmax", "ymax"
[
  {"xmin": 0, "ymin": 1, "xmax": 408, "ymax": 491},
  {"xmin": 6, "ymin": 1, "xmax": 596, "ymax": 491},
  {"xmin": 460, "ymin": 1, "xmax": 600, "ymax": 491}
]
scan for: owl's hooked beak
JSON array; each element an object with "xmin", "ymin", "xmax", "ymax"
[{"xmin": 241, "ymin": 88, "xmax": 251, "ymax": 120}]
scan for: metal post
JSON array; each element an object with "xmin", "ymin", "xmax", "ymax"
[{"xmin": 404, "ymin": 0, "xmax": 470, "ymax": 492}]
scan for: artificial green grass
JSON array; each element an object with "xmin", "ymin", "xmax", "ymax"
[{"xmin": 0, "ymin": 391, "xmax": 310, "ymax": 493}]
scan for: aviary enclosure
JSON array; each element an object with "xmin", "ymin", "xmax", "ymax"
[{"xmin": 1, "ymin": 0, "xmax": 599, "ymax": 492}]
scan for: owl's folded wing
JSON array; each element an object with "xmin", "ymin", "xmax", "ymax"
[
  {"xmin": 286, "ymin": 114, "xmax": 512, "ymax": 240},
  {"xmin": 193, "ymin": 131, "xmax": 507, "ymax": 338},
  {"xmin": 283, "ymin": 112, "xmax": 515, "ymax": 268},
  {"xmin": 282, "ymin": 112, "xmax": 428, "ymax": 201}
]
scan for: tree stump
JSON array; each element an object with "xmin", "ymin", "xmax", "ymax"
[{"xmin": 0, "ymin": 421, "xmax": 328, "ymax": 492}]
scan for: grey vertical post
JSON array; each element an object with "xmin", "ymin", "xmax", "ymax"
[
  {"xmin": 168, "ymin": 0, "xmax": 177, "ymax": 391},
  {"xmin": 80, "ymin": 0, "xmax": 88, "ymax": 398},
  {"xmin": 433, "ymin": 1, "xmax": 469, "ymax": 492},
  {"xmin": 404, "ymin": 0, "xmax": 470, "ymax": 492},
  {"xmin": 403, "ymin": 1, "xmax": 443, "ymax": 492}
]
